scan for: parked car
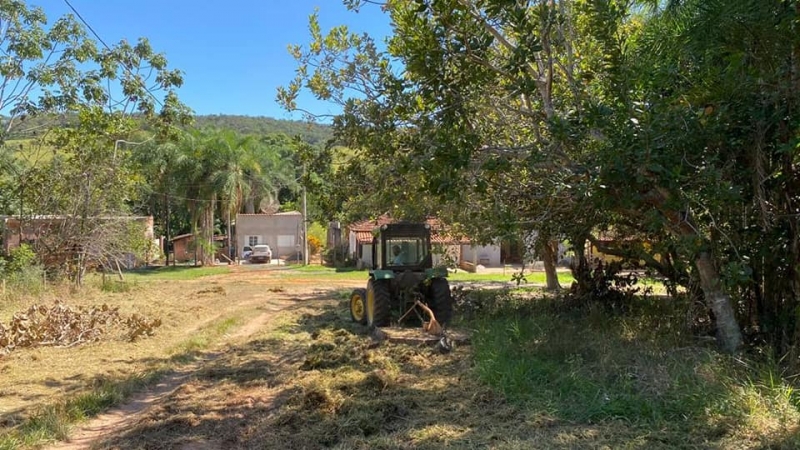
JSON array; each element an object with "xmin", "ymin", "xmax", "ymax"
[
  {"xmin": 250, "ymin": 244, "xmax": 272, "ymax": 264},
  {"xmin": 242, "ymin": 245, "xmax": 253, "ymax": 260}
]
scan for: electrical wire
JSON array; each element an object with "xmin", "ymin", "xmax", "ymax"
[{"xmin": 62, "ymin": 0, "xmax": 164, "ymax": 108}]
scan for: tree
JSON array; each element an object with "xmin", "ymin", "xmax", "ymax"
[
  {"xmin": 0, "ymin": 2, "xmax": 190, "ymax": 282},
  {"xmin": 276, "ymin": 0, "xmax": 800, "ymax": 355}
]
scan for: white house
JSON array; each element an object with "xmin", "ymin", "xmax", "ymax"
[{"xmin": 235, "ymin": 212, "xmax": 304, "ymax": 259}]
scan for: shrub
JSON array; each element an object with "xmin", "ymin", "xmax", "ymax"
[
  {"xmin": 1, "ymin": 244, "xmax": 46, "ymax": 295},
  {"xmin": 322, "ymin": 243, "xmax": 354, "ymax": 267},
  {"xmin": 5, "ymin": 244, "xmax": 36, "ymax": 275},
  {"xmin": 308, "ymin": 235, "xmax": 322, "ymax": 256},
  {"xmin": 567, "ymin": 259, "xmax": 650, "ymax": 312}
]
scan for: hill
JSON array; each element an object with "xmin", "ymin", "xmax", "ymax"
[
  {"xmin": 193, "ymin": 115, "xmax": 332, "ymax": 145},
  {"xmin": 1, "ymin": 114, "xmax": 333, "ymax": 145}
]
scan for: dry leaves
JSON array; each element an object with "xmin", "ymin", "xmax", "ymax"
[{"xmin": 0, "ymin": 301, "xmax": 161, "ymax": 355}]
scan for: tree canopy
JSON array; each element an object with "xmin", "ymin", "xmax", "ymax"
[{"xmin": 281, "ymin": 0, "xmax": 800, "ymax": 358}]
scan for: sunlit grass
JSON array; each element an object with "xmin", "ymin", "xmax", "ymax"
[
  {"xmin": 169, "ymin": 316, "xmax": 241, "ymax": 363},
  {"xmin": 469, "ymin": 292, "xmax": 800, "ymax": 446},
  {"xmin": 123, "ymin": 265, "xmax": 231, "ymax": 282}
]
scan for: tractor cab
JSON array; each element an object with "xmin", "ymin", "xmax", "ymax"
[{"xmin": 372, "ymin": 222, "xmax": 433, "ymax": 271}]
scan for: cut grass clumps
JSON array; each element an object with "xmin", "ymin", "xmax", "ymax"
[
  {"xmin": 302, "ymin": 329, "xmax": 368, "ymax": 371},
  {"xmin": 470, "ymin": 290, "xmax": 800, "ymax": 445}
]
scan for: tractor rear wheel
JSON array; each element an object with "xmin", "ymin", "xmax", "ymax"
[
  {"xmin": 366, "ymin": 278, "xmax": 391, "ymax": 327},
  {"xmin": 349, "ymin": 288, "xmax": 368, "ymax": 324},
  {"xmin": 429, "ymin": 278, "xmax": 453, "ymax": 325}
]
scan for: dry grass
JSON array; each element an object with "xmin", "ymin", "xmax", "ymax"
[
  {"xmin": 1, "ymin": 267, "xmax": 798, "ymax": 449},
  {"xmin": 0, "ymin": 267, "xmax": 363, "ymax": 448},
  {"xmin": 70, "ymin": 295, "xmax": 742, "ymax": 450}
]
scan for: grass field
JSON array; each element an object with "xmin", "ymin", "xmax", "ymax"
[{"xmin": 0, "ymin": 266, "xmax": 797, "ymax": 449}]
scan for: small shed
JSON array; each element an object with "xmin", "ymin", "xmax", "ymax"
[{"xmin": 170, "ymin": 233, "xmax": 228, "ymax": 263}]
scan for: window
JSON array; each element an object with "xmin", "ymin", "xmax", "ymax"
[
  {"xmin": 245, "ymin": 235, "xmax": 261, "ymax": 247},
  {"xmin": 386, "ymin": 237, "xmax": 428, "ymax": 266}
]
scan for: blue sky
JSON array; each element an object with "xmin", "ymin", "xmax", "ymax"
[{"xmin": 31, "ymin": 0, "xmax": 391, "ymax": 119}]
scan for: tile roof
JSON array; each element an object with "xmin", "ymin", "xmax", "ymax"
[
  {"xmin": 354, "ymin": 231, "xmax": 373, "ymax": 243},
  {"xmin": 348, "ymin": 215, "xmax": 470, "ymax": 245},
  {"xmin": 236, "ymin": 211, "xmax": 302, "ymax": 216}
]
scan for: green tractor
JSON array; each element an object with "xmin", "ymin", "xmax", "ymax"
[{"xmin": 349, "ymin": 222, "xmax": 453, "ymax": 328}]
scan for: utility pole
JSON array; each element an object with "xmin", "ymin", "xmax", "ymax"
[
  {"xmin": 164, "ymin": 191, "xmax": 170, "ymax": 266},
  {"xmin": 303, "ymin": 164, "xmax": 309, "ymax": 266}
]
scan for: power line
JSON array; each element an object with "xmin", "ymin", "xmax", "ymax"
[
  {"xmin": 62, "ymin": 0, "xmax": 164, "ymax": 108},
  {"xmin": 63, "ymin": 0, "xmax": 110, "ymax": 50}
]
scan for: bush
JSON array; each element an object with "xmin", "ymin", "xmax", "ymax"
[
  {"xmin": 467, "ymin": 290, "xmax": 776, "ymax": 430},
  {"xmin": 567, "ymin": 259, "xmax": 650, "ymax": 312},
  {"xmin": 5, "ymin": 244, "xmax": 36, "ymax": 274},
  {"xmin": 308, "ymin": 235, "xmax": 322, "ymax": 256},
  {"xmin": 322, "ymin": 244, "xmax": 354, "ymax": 268},
  {"xmin": 1, "ymin": 244, "xmax": 46, "ymax": 295}
]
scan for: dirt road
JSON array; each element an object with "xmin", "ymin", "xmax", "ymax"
[
  {"xmin": 41, "ymin": 267, "xmax": 366, "ymax": 449},
  {"xmin": 24, "ymin": 266, "xmax": 501, "ymax": 450}
]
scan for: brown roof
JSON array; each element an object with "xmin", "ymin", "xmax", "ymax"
[
  {"xmin": 348, "ymin": 215, "xmax": 470, "ymax": 245},
  {"xmin": 236, "ymin": 211, "xmax": 302, "ymax": 217},
  {"xmin": 354, "ymin": 231, "xmax": 373, "ymax": 244},
  {"xmin": 348, "ymin": 214, "xmax": 394, "ymax": 232}
]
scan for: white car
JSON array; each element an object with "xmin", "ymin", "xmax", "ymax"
[{"xmin": 249, "ymin": 244, "xmax": 272, "ymax": 264}]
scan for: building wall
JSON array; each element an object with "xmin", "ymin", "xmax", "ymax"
[
  {"xmin": 172, "ymin": 237, "xmax": 192, "ymax": 262},
  {"xmin": 1, "ymin": 215, "xmax": 154, "ymax": 258},
  {"xmin": 360, "ymin": 243, "xmax": 373, "ymax": 268},
  {"xmin": 236, "ymin": 212, "xmax": 303, "ymax": 259},
  {"xmin": 461, "ymin": 244, "xmax": 503, "ymax": 267}
]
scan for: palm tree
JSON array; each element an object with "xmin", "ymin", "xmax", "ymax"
[
  {"xmin": 243, "ymin": 133, "xmax": 298, "ymax": 214},
  {"xmin": 209, "ymin": 130, "xmax": 261, "ymax": 259}
]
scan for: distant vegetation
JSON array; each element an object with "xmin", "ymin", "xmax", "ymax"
[
  {"xmin": 3, "ymin": 114, "xmax": 331, "ymax": 144},
  {"xmin": 193, "ymin": 115, "xmax": 332, "ymax": 144}
]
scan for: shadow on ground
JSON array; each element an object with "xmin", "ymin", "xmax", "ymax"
[
  {"xmin": 86, "ymin": 295, "xmax": 585, "ymax": 449},
  {"xmin": 75, "ymin": 290, "xmax": 800, "ymax": 450}
]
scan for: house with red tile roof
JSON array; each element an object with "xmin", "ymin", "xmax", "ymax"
[{"xmin": 345, "ymin": 215, "xmax": 501, "ymax": 270}]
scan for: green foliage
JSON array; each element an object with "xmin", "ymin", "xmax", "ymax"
[
  {"xmin": 193, "ymin": 115, "xmax": 332, "ymax": 145},
  {"xmin": 0, "ymin": 0, "xmax": 189, "ymax": 283},
  {"xmin": 284, "ymin": 0, "xmax": 800, "ymax": 358},
  {"xmin": 5, "ymin": 244, "xmax": 36, "ymax": 274},
  {"xmin": 0, "ymin": 244, "xmax": 45, "ymax": 296},
  {"xmin": 132, "ymin": 128, "xmax": 308, "ymax": 265}
]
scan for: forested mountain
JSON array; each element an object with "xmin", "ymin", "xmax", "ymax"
[
  {"xmin": 193, "ymin": 115, "xmax": 332, "ymax": 144},
  {"xmin": 3, "ymin": 114, "xmax": 332, "ymax": 144}
]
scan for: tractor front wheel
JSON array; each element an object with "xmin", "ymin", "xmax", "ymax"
[
  {"xmin": 349, "ymin": 288, "xmax": 368, "ymax": 324},
  {"xmin": 366, "ymin": 278, "xmax": 391, "ymax": 327},
  {"xmin": 429, "ymin": 278, "xmax": 453, "ymax": 325}
]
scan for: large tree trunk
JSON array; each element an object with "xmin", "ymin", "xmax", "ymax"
[
  {"xmin": 695, "ymin": 251, "xmax": 743, "ymax": 353},
  {"xmin": 540, "ymin": 239, "xmax": 561, "ymax": 291}
]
